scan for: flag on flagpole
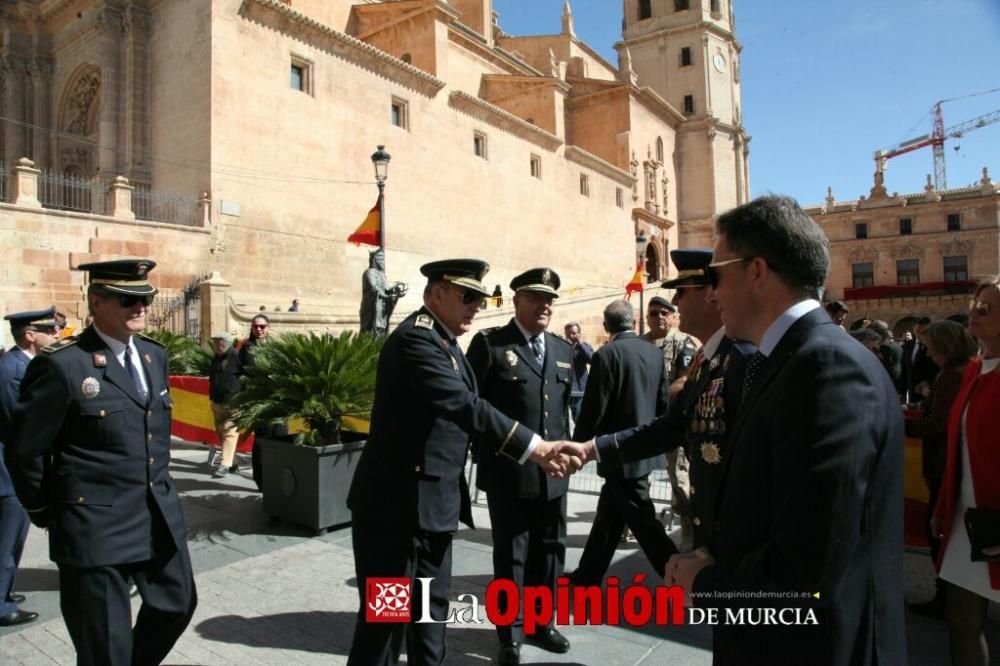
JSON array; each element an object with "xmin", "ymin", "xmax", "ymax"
[
  {"xmin": 348, "ymin": 194, "xmax": 382, "ymax": 247},
  {"xmin": 625, "ymin": 259, "xmax": 644, "ymax": 299}
]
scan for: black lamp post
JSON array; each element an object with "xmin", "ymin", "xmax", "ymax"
[
  {"xmin": 371, "ymin": 145, "xmax": 391, "ymax": 253},
  {"xmin": 636, "ymin": 230, "xmax": 647, "ymax": 334}
]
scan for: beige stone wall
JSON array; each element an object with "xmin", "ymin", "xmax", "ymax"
[
  {"xmin": 150, "ymin": 0, "xmax": 212, "ymax": 197},
  {"xmin": 497, "ymin": 35, "xmax": 617, "ymax": 83},
  {"xmin": 0, "ymin": 203, "xmax": 214, "ymax": 343}
]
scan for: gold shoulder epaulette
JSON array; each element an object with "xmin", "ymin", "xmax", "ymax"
[
  {"xmin": 137, "ymin": 333, "xmax": 165, "ymax": 348},
  {"xmin": 42, "ymin": 336, "xmax": 79, "ymax": 354}
]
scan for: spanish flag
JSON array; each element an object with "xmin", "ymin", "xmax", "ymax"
[
  {"xmin": 625, "ymin": 259, "xmax": 644, "ymax": 298},
  {"xmin": 347, "ymin": 195, "xmax": 382, "ymax": 247}
]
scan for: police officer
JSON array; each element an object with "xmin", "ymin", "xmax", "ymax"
[
  {"xmin": 6, "ymin": 259, "xmax": 197, "ymax": 665},
  {"xmin": 0, "ymin": 308, "xmax": 57, "ymax": 626},
  {"xmin": 466, "ymin": 268, "xmax": 573, "ymax": 665},
  {"xmin": 566, "ymin": 250, "xmax": 754, "ymax": 550},
  {"xmin": 347, "ymin": 259, "xmax": 568, "ymax": 666}
]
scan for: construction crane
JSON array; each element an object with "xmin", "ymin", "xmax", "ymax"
[{"xmin": 874, "ymin": 91, "xmax": 1000, "ymax": 190}]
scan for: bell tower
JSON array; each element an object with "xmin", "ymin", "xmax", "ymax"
[{"xmin": 619, "ymin": 0, "xmax": 749, "ymax": 246}]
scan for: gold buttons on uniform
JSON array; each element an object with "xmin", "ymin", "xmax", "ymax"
[
  {"xmin": 147, "ymin": 433, "xmax": 152, "ymax": 440},
  {"xmin": 415, "ymin": 465, "xmax": 422, "ymax": 472},
  {"xmin": 147, "ymin": 410, "xmax": 152, "ymax": 416},
  {"xmin": 690, "ymin": 485, "xmax": 696, "ymax": 496},
  {"xmin": 693, "ymin": 516, "xmax": 702, "ymax": 526},
  {"xmin": 149, "ymin": 458, "xmax": 154, "ymax": 465},
  {"xmin": 76, "ymin": 496, "xmax": 85, "ymax": 503},
  {"xmin": 99, "ymin": 410, "xmax": 106, "ymax": 417}
]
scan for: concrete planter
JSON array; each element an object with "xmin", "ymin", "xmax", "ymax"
[{"xmin": 258, "ymin": 434, "xmax": 365, "ymax": 535}]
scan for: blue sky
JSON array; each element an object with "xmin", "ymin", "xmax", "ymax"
[{"xmin": 492, "ymin": 0, "xmax": 1000, "ymax": 206}]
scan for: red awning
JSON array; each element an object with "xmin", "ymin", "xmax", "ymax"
[{"xmin": 844, "ymin": 280, "xmax": 977, "ymax": 300}]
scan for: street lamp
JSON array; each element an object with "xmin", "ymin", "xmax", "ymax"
[
  {"xmin": 371, "ymin": 145, "xmax": 390, "ymax": 252},
  {"xmin": 636, "ymin": 230, "xmax": 647, "ymax": 334}
]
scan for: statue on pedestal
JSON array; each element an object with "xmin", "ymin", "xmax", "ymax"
[{"xmin": 360, "ymin": 249, "xmax": 407, "ymax": 336}]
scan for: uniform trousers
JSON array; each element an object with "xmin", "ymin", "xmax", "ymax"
[
  {"xmin": 574, "ymin": 475, "xmax": 674, "ymax": 585},
  {"xmin": 58, "ymin": 543, "xmax": 197, "ymax": 666},
  {"xmin": 0, "ymin": 495, "xmax": 30, "ymax": 615},
  {"xmin": 349, "ymin": 510, "xmax": 453, "ymax": 666},
  {"xmin": 487, "ymin": 494, "xmax": 566, "ymax": 644}
]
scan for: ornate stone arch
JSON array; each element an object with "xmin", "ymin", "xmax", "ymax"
[
  {"xmin": 645, "ymin": 241, "xmax": 662, "ymax": 283},
  {"xmin": 59, "ymin": 65, "xmax": 101, "ymax": 136}
]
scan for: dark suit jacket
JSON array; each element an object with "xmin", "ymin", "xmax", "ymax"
[
  {"xmin": 901, "ymin": 339, "xmax": 939, "ymax": 397},
  {"xmin": 878, "ymin": 340, "xmax": 903, "ymax": 394},
  {"xmin": 7, "ymin": 327, "xmax": 188, "ymax": 568},
  {"xmin": 692, "ymin": 307, "xmax": 905, "ymax": 666},
  {"xmin": 347, "ymin": 308, "xmax": 535, "ymax": 534},
  {"xmin": 573, "ymin": 331, "xmax": 668, "ymax": 479},
  {"xmin": 0, "ymin": 347, "xmax": 31, "ymax": 498},
  {"xmin": 208, "ymin": 346, "xmax": 242, "ymax": 404},
  {"xmin": 466, "ymin": 320, "xmax": 572, "ymax": 501},
  {"xmin": 596, "ymin": 335, "xmax": 754, "ymax": 546}
]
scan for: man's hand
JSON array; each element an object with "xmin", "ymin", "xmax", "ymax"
[
  {"xmin": 666, "ymin": 547, "xmax": 714, "ymax": 598},
  {"xmin": 529, "ymin": 441, "xmax": 572, "ymax": 478}
]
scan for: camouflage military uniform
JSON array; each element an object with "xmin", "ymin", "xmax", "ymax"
[{"xmin": 644, "ymin": 328, "xmax": 698, "ymax": 549}]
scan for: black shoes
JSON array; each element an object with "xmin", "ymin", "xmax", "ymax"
[
  {"xmin": 0, "ymin": 610, "xmax": 39, "ymax": 627},
  {"xmin": 6, "ymin": 593, "xmax": 25, "ymax": 604},
  {"xmin": 527, "ymin": 626, "xmax": 570, "ymax": 653},
  {"xmin": 497, "ymin": 641, "xmax": 521, "ymax": 665}
]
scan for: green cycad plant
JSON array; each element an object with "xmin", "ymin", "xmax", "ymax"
[
  {"xmin": 145, "ymin": 329, "xmax": 213, "ymax": 376},
  {"xmin": 232, "ymin": 331, "xmax": 384, "ymax": 446}
]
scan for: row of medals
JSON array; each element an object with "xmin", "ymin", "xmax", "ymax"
[{"xmin": 692, "ymin": 378, "xmax": 725, "ymax": 435}]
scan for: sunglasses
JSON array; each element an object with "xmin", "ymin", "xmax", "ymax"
[
  {"xmin": 706, "ymin": 257, "xmax": 752, "ymax": 289},
  {"xmin": 117, "ymin": 294, "xmax": 155, "ymax": 308},
  {"xmin": 969, "ymin": 300, "xmax": 993, "ymax": 317}
]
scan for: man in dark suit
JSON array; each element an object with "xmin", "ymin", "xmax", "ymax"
[
  {"xmin": 6, "ymin": 260, "xmax": 197, "ymax": 665},
  {"xmin": 870, "ymin": 319, "xmax": 904, "ymax": 396},
  {"xmin": 667, "ymin": 196, "xmax": 905, "ymax": 665},
  {"xmin": 0, "ymin": 307, "xmax": 58, "ymax": 627},
  {"xmin": 569, "ymin": 299, "xmax": 672, "ymax": 585},
  {"xmin": 902, "ymin": 316, "xmax": 939, "ymax": 402},
  {"xmin": 467, "ymin": 268, "xmax": 573, "ymax": 665},
  {"xmin": 578, "ymin": 250, "xmax": 754, "ymax": 551},
  {"xmin": 347, "ymin": 259, "xmax": 568, "ymax": 666}
]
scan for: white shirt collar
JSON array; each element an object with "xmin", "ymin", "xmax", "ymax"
[
  {"xmin": 512, "ymin": 318, "xmax": 544, "ymax": 346},
  {"xmin": 702, "ymin": 327, "xmax": 727, "ymax": 360},
  {"xmin": 16, "ymin": 345, "xmax": 34, "ymax": 360},
  {"xmin": 423, "ymin": 307, "xmax": 457, "ymax": 342},
  {"xmin": 758, "ymin": 299, "xmax": 821, "ymax": 357},
  {"xmin": 92, "ymin": 323, "xmax": 134, "ymax": 364}
]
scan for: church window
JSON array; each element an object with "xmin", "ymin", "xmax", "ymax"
[
  {"xmin": 675, "ymin": 0, "xmax": 690, "ymax": 11},
  {"xmin": 530, "ymin": 154, "xmax": 542, "ymax": 179},
  {"xmin": 943, "ymin": 256, "xmax": 968, "ymax": 282},
  {"xmin": 289, "ymin": 56, "xmax": 313, "ymax": 95},
  {"xmin": 711, "ymin": 0, "xmax": 722, "ymax": 14},
  {"xmin": 899, "ymin": 218, "xmax": 912, "ymax": 235},
  {"xmin": 855, "ymin": 222, "xmax": 868, "ymax": 240},
  {"xmin": 680, "ymin": 47, "xmax": 692, "ymax": 67},
  {"xmin": 391, "ymin": 98, "xmax": 409, "ymax": 129},
  {"xmin": 474, "ymin": 132, "xmax": 488, "ymax": 159},
  {"xmin": 946, "ymin": 213, "xmax": 961, "ymax": 231},
  {"xmin": 656, "ymin": 138, "xmax": 665, "ymax": 163},
  {"xmin": 683, "ymin": 95, "xmax": 694, "ymax": 115},
  {"xmin": 580, "ymin": 174, "xmax": 590, "ymax": 197},
  {"xmin": 616, "ymin": 187, "xmax": 624, "ymax": 209},
  {"xmin": 638, "ymin": 0, "xmax": 652, "ymax": 20},
  {"xmin": 852, "ymin": 263, "xmax": 874, "ymax": 289}
]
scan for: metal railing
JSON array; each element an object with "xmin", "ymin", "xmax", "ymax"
[
  {"xmin": 133, "ymin": 185, "xmax": 200, "ymax": 227},
  {"xmin": 148, "ymin": 273, "xmax": 209, "ymax": 337},
  {"xmin": 37, "ymin": 169, "xmax": 109, "ymax": 215}
]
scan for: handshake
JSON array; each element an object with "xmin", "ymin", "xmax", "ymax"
[{"xmin": 528, "ymin": 440, "xmax": 597, "ymax": 478}]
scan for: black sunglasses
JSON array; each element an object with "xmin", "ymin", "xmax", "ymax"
[{"xmin": 117, "ymin": 294, "xmax": 155, "ymax": 308}]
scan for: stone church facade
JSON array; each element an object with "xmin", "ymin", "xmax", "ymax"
[{"xmin": 1, "ymin": 0, "xmax": 748, "ymax": 343}]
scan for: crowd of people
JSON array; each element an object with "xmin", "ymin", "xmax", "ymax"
[{"xmin": 0, "ymin": 193, "xmax": 997, "ymax": 666}]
